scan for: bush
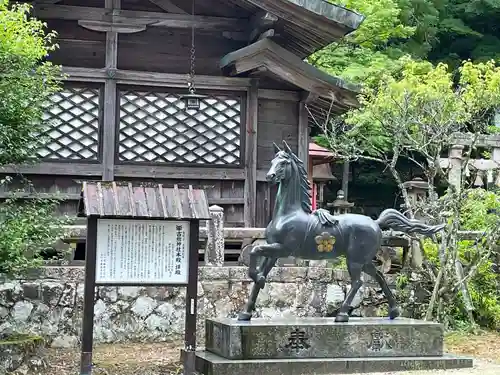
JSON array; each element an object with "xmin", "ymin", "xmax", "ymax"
[
  {"xmin": 0, "ymin": 183, "xmax": 71, "ymax": 277},
  {"xmin": 0, "ymin": 2, "xmax": 68, "ymax": 277},
  {"xmin": 400, "ymin": 189, "xmax": 500, "ymax": 330}
]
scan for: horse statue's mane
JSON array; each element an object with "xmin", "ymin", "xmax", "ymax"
[
  {"xmin": 289, "ymin": 151, "xmax": 313, "ymax": 214},
  {"xmin": 274, "ymin": 141, "xmax": 313, "ymax": 214}
]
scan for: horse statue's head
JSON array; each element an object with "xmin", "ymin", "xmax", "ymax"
[
  {"xmin": 266, "ymin": 141, "xmax": 296, "ymax": 185},
  {"xmin": 266, "ymin": 140, "xmax": 312, "ymax": 214}
]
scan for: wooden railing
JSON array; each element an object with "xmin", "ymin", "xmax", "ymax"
[{"xmin": 54, "ymin": 205, "xmax": 491, "ymax": 268}]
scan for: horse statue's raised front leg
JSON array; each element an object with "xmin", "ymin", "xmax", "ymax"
[{"xmin": 237, "ymin": 243, "xmax": 282, "ymax": 321}]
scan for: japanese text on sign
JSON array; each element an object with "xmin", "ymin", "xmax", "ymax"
[{"xmin": 95, "ymin": 219, "xmax": 190, "ymax": 285}]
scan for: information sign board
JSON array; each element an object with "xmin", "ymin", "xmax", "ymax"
[{"xmin": 95, "ymin": 219, "xmax": 190, "ymax": 285}]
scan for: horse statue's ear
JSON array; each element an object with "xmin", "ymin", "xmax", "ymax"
[
  {"xmin": 282, "ymin": 140, "xmax": 293, "ymax": 154},
  {"xmin": 273, "ymin": 142, "xmax": 281, "ymax": 153}
]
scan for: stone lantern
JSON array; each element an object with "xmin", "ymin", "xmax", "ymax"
[
  {"xmin": 402, "ymin": 177, "xmax": 429, "ymax": 212},
  {"xmin": 328, "ymin": 189, "xmax": 354, "ymax": 215}
]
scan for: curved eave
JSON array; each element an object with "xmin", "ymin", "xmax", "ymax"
[
  {"xmin": 243, "ymin": 0, "xmax": 365, "ymax": 58},
  {"xmin": 220, "ymin": 38, "xmax": 360, "ymax": 116}
]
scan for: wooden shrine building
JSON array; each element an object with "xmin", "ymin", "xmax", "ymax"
[{"xmin": 8, "ymin": 0, "xmax": 363, "ymax": 228}]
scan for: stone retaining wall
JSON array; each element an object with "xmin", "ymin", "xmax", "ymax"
[{"xmin": 0, "ymin": 266, "xmax": 395, "ymax": 348}]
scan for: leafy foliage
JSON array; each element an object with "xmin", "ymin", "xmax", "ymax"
[
  {"xmin": 0, "ymin": 0, "xmax": 62, "ymax": 165},
  {"xmin": 320, "ymin": 59, "xmax": 500, "ymax": 168},
  {"xmin": 309, "ymin": 0, "xmax": 414, "ymax": 86},
  {"xmin": 0, "ymin": 2, "xmax": 68, "ymax": 277},
  {"xmin": 0, "ymin": 184, "xmax": 70, "ymax": 277},
  {"xmin": 310, "ymin": 0, "xmax": 500, "ymax": 86},
  {"xmin": 396, "ymin": 190, "xmax": 500, "ymax": 330},
  {"xmin": 422, "ymin": 189, "xmax": 500, "ymax": 329}
]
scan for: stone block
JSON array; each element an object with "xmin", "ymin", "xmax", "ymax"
[
  {"xmin": 205, "ymin": 317, "xmax": 444, "ymax": 360},
  {"xmin": 194, "ymin": 351, "xmax": 473, "ymax": 375}
]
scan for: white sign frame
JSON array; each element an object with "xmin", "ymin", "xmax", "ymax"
[{"xmin": 95, "ymin": 218, "xmax": 190, "ymax": 285}]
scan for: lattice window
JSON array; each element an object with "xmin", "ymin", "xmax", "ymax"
[
  {"xmin": 37, "ymin": 87, "xmax": 101, "ymax": 160},
  {"xmin": 118, "ymin": 90, "xmax": 241, "ymax": 165}
]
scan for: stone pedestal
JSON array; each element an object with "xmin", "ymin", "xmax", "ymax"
[{"xmin": 193, "ymin": 317, "xmax": 473, "ymax": 375}]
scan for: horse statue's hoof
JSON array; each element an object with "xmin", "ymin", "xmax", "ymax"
[
  {"xmin": 237, "ymin": 311, "xmax": 252, "ymax": 321},
  {"xmin": 334, "ymin": 313, "xmax": 349, "ymax": 323},
  {"xmin": 256, "ymin": 275, "xmax": 266, "ymax": 288},
  {"xmin": 389, "ymin": 307, "xmax": 400, "ymax": 320}
]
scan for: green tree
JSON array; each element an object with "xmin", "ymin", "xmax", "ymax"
[
  {"xmin": 0, "ymin": 1, "xmax": 69, "ymax": 277},
  {"xmin": 310, "ymin": 0, "xmax": 500, "ymax": 86},
  {"xmin": 321, "ymin": 58, "xmax": 500, "ymax": 204},
  {"xmin": 0, "ymin": 0, "xmax": 61, "ymax": 165},
  {"xmin": 320, "ymin": 58, "xmax": 500, "ymax": 328},
  {"xmin": 309, "ymin": 0, "xmax": 416, "ymax": 85}
]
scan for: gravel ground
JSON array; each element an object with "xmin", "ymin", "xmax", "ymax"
[{"xmin": 34, "ymin": 331, "xmax": 500, "ymax": 375}]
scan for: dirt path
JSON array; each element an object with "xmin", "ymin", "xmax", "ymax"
[{"xmin": 36, "ymin": 331, "xmax": 500, "ymax": 375}]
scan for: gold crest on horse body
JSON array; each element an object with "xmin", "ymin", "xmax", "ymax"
[{"xmin": 315, "ymin": 232, "xmax": 336, "ymax": 252}]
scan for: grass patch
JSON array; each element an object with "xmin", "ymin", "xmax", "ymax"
[{"xmin": 0, "ymin": 334, "xmax": 43, "ymax": 346}]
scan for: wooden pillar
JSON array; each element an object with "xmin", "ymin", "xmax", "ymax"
[
  {"xmin": 298, "ymin": 100, "xmax": 309, "ymax": 172},
  {"xmin": 298, "ymin": 98, "xmax": 313, "ymax": 210},
  {"xmin": 243, "ymin": 79, "xmax": 259, "ymax": 227},
  {"xmin": 102, "ymin": 0, "xmax": 120, "ymax": 181}
]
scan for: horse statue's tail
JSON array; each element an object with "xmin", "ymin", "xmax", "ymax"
[{"xmin": 375, "ymin": 209, "xmax": 445, "ymax": 236}]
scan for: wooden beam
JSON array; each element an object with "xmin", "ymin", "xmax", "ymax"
[
  {"xmin": 78, "ymin": 20, "xmax": 146, "ymax": 34},
  {"xmin": 149, "ymin": 0, "xmax": 187, "ymax": 14},
  {"xmin": 61, "ymin": 66, "xmax": 252, "ymax": 90},
  {"xmin": 0, "ymin": 162, "xmax": 103, "ymax": 176},
  {"xmin": 0, "ymin": 191, "xmax": 242, "ymax": 205},
  {"xmin": 249, "ymin": 11, "xmax": 278, "ymax": 43},
  {"xmin": 298, "ymin": 99, "xmax": 309, "ymax": 172},
  {"xmin": 301, "ymin": 90, "xmax": 320, "ymax": 104},
  {"xmin": 255, "ymin": 29, "xmax": 275, "ymax": 42},
  {"xmin": 0, "ymin": 162, "xmax": 272, "ymax": 181},
  {"xmin": 101, "ymin": 0, "xmax": 119, "ymax": 182},
  {"xmin": 244, "ymin": 79, "xmax": 259, "ymax": 227},
  {"xmin": 34, "ymin": 5, "xmax": 248, "ymax": 31},
  {"xmin": 113, "ymin": 165, "xmax": 246, "ymax": 180}
]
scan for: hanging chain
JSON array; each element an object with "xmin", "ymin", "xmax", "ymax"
[{"xmin": 188, "ymin": 0, "xmax": 196, "ymax": 94}]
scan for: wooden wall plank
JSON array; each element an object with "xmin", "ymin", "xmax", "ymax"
[
  {"xmin": 117, "ymin": 28, "xmax": 245, "ymax": 75},
  {"xmin": 49, "ymin": 39, "xmax": 105, "ymax": 68},
  {"xmin": 243, "ymin": 79, "xmax": 259, "ymax": 227},
  {"xmin": 258, "ymin": 89, "xmax": 300, "ymax": 102}
]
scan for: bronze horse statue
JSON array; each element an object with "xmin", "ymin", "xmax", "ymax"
[{"xmin": 238, "ymin": 141, "xmax": 445, "ymax": 322}]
